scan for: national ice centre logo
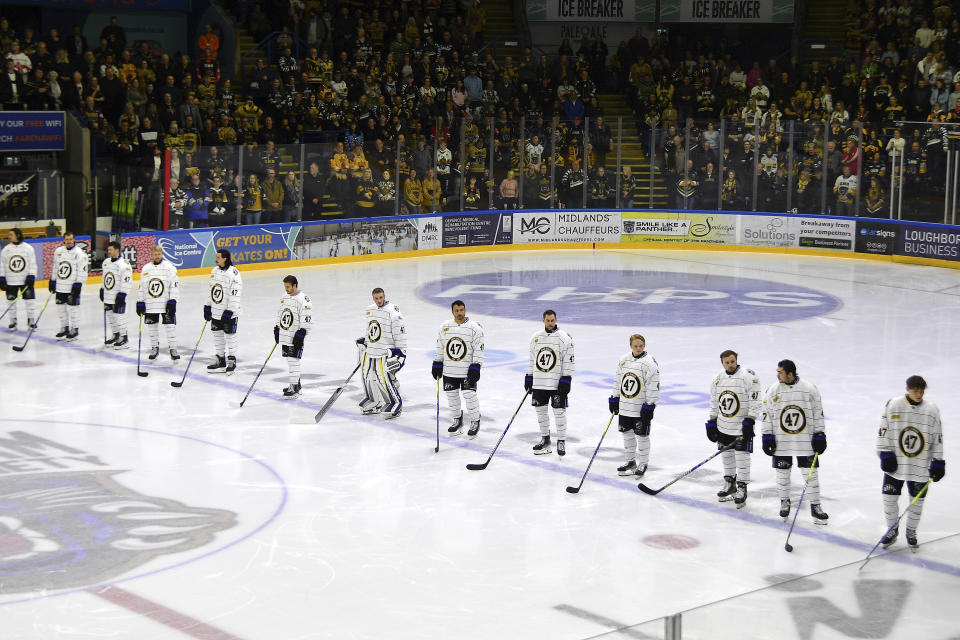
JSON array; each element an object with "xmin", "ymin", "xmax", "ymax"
[
  {"xmin": 416, "ymin": 270, "xmax": 841, "ymax": 326},
  {"xmin": 0, "ymin": 423, "xmax": 273, "ymax": 598}
]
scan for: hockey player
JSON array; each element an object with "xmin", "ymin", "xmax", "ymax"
[
  {"xmin": 355, "ymin": 287, "xmax": 406, "ymax": 418},
  {"xmin": 49, "ymin": 232, "xmax": 88, "ymax": 340},
  {"xmin": 432, "ymin": 299, "xmax": 484, "ymax": 438},
  {"xmin": 707, "ymin": 350, "xmax": 761, "ymax": 507},
  {"xmin": 136, "ymin": 245, "xmax": 180, "ymax": 360},
  {"xmin": 204, "ymin": 248, "xmax": 242, "ymax": 373},
  {"xmin": 876, "ymin": 375, "xmax": 945, "ymax": 549},
  {"xmin": 99, "ymin": 241, "xmax": 132, "ymax": 349},
  {"xmin": 274, "ymin": 274, "xmax": 312, "ymax": 397},
  {"xmin": 526, "ymin": 309, "xmax": 575, "ymax": 456},
  {"xmin": 0, "ymin": 228, "xmax": 38, "ymax": 331},
  {"xmin": 608, "ymin": 334, "xmax": 659, "ymax": 477},
  {"xmin": 761, "ymin": 359, "xmax": 829, "ymax": 524}
]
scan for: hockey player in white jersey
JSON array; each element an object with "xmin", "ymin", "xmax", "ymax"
[
  {"xmin": 761, "ymin": 359, "xmax": 829, "ymax": 524},
  {"xmin": 99, "ymin": 241, "xmax": 132, "ymax": 349},
  {"xmin": 136, "ymin": 245, "xmax": 180, "ymax": 360},
  {"xmin": 1, "ymin": 228, "xmax": 38, "ymax": 331},
  {"xmin": 876, "ymin": 375, "xmax": 945, "ymax": 550},
  {"xmin": 49, "ymin": 232, "xmax": 88, "ymax": 340},
  {"xmin": 707, "ymin": 350, "xmax": 761, "ymax": 508},
  {"xmin": 432, "ymin": 299, "xmax": 484, "ymax": 438},
  {"xmin": 525, "ymin": 309, "xmax": 575, "ymax": 456},
  {"xmin": 273, "ymin": 275, "xmax": 312, "ymax": 397},
  {"xmin": 355, "ymin": 287, "xmax": 406, "ymax": 418},
  {"xmin": 204, "ymin": 249, "xmax": 242, "ymax": 373},
  {"xmin": 608, "ymin": 334, "xmax": 659, "ymax": 477}
]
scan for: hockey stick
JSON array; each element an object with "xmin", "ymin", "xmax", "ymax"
[
  {"xmin": 784, "ymin": 452, "xmax": 819, "ymax": 552},
  {"xmin": 135, "ymin": 315, "xmax": 148, "ymax": 377},
  {"xmin": 638, "ymin": 438, "xmax": 740, "ymax": 495},
  {"xmin": 103, "ymin": 307, "xmax": 108, "ymax": 344},
  {"xmin": 309, "ymin": 361, "xmax": 362, "ymax": 423},
  {"xmin": 859, "ymin": 479, "xmax": 932, "ymax": 571},
  {"xmin": 171, "ymin": 321, "xmax": 208, "ymax": 388},
  {"xmin": 466, "ymin": 389, "xmax": 530, "ymax": 471},
  {"xmin": 566, "ymin": 414, "xmax": 615, "ymax": 494},
  {"xmin": 434, "ymin": 378, "xmax": 440, "ymax": 453},
  {"xmin": 233, "ymin": 343, "xmax": 277, "ymax": 408},
  {"xmin": 0, "ymin": 287, "xmax": 24, "ymax": 323},
  {"xmin": 11, "ymin": 293, "xmax": 52, "ymax": 353}
]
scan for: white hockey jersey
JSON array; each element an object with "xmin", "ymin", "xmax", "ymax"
[
  {"xmin": 435, "ymin": 318, "xmax": 484, "ymax": 378},
  {"xmin": 137, "ymin": 259, "xmax": 179, "ymax": 313},
  {"xmin": 528, "ymin": 327, "xmax": 575, "ymax": 390},
  {"xmin": 52, "ymin": 245, "xmax": 88, "ymax": 293},
  {"xmin": 363, "ymin": 301, "xmax": 407, "ymax": 357},
  {"xmin": 877, "ymin": 396, "xmax": 944, "ymax": 483},
  {"xmin": 761, "ymin": 377, "xmax": 825, "ymax": 457},
  {"xmin": 276, "ymin": 291, "xmax": 312, "ymax": 344},
  {"xmin": 710, "ymin": 366, "xmax": 762, "ymax": 435},
  {"xmin": 613, "ymin": 351, "xmax": 660, "ymax": 418},
  {"xmin": 101, "ymin": 257, "xmax": 132, "ymax": 304},
  {"xmin": 208, "ymin": 265, "xmax": 243, "ymax": 319},
  {"xmin": 0, "ymin": 241, "xmax": 38, "ymax": 286}
]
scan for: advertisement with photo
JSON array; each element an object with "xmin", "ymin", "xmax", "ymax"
[
  {"xmin": 297, "ymin": 219, "xmax": 417, "ymax": 258},
  {"xmin": 157, "ymin": 225, "xmax": 302, "ymax": 269}
]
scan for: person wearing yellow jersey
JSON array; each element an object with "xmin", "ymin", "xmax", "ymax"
[
  {"xmin": 421, "ymin": 168, "xmax": 441, "ymax": 212},
  {"xmin": 403, "ymin": 168, "xmax": 423, "ymax": 214},
  {"xmin": 244, "ymin": 173, "xmax": 265, "ymax": 225},
  {"xmin": 355, "ymin": 168, "xmax": 377, "ymax": 214},
  {"xmin": 329, "ymin": 142, "xmax": 351, "ymax": 218}
]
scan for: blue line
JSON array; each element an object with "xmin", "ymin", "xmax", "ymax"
[{"xmin": 6, "ymin": 332, "xmax": 960, "ymax": 579}]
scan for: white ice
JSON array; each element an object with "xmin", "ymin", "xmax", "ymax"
[{"xmin": 1, "ymin": 248, "xmax": 958, "ymax": 640}]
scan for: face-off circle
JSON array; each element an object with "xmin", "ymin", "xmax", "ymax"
[{"xmin": 417, "ymin": 270, "xmax": 841, "ymax": 326}]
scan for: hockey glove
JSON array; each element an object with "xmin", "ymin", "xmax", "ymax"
[
  {"xmin": 99, "ymin": 288, "xmax": 104, "ymax": 301},
  {"xmin": 811, "ymin": 432, "xmax": 827, "ymax": 454},
  {"xmin": 355, "ymin": 336, "xmax": 366, "ymax": 346},
  {"xmin": 930, "ymin": 459, "xmax": 945, "ymax": 482},
  {"xmin": 639, "ymin": 403, "xmax": 655, "ymax": 427},
  {"xmin": 25, "ymin": 275, "xmax": 34, "ymax": 288},
  {"xmin": 557, "ymin": 375, "xmax": 572, "ymax": 397},
  {"xmin": 0, "ymin": 277, "xmax": 6, "ymax": 289},
  {"xmin": 705, "ymin": 418, "xmax": 719, "ymax": 442},
  {"xmin": 203, "ymin": 305, "xmax": 212, "ymax": 321},
  {"xmin": 221, "ymin": 310, "xmax": 234, "ymax": 323},
  {"xmin": 273, "ymin": 325, "xmax": 280, "ymax": 344},
  {"xmin": 608, "ymin": 395, "xmax": 619, "ymax": 415},
  {"xmin": 115, "ymin": 292, "xmax": 126, "ymax": 314},
  {"xmin": 292, "ymin": 328, "xmax": 306, "ymax": 351},
  {"xmin": 389, "ymin": 348, "xmax": 406, "ymax": 371},
  {"xmin": 466, "ymin": 363, "xmax": 481, "ymax": 385},
  {"xmin": 136, "ymin": 301, "xmax": 146, "ymax": 316},
  {"xmin": 524, "ymin": 373, "xmax": 533, "ymax": 392},
  {"xmin": 48, "ymin": 279, "xmax": 56, "ymax": 293},
  {"xmin": 69, "ymin": 282, "xmax": 82, "ymax": 305},
  {"xmin": 879, "ymin": 451, "xmax": 898, "ymax": 473},
  {"xmin": 431, "ymin": 360, "xmax": 443, "ymax": 380},
  {"xmin": 761, "ymin": 434, "xmax": 776, "ymax": 456},
  {"xmin": 741, "ymin": 417, "xmax": 755, "ymax": 439}
]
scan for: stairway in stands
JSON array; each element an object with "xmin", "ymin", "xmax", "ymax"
[
  {"xmin": 801, "ymin": 0, "xmax": 849, "ymax": 67},
  {"xmin": 597, "ymin": 93, "xmax": 669, "ymax": 208},
  {"xmin": 482, "ymin": 0, "xmax": 522, "ymax": 66}
]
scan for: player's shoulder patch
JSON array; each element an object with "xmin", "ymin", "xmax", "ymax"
[
  {"xmin": 365, "ymin": 310, "xmax": 370, "ymax": 315},
  {"xmin": 891, "ymin": 414, "xmax": 900, "ymax": 419},
  {"xmin": 747, "ymin": 368, "xmax": 756, "ymax": 375},
  {"xmin": 303, "ymin": 295, "xmax": 311, "ymax": 303}
]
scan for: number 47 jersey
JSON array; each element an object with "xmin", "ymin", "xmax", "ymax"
[
  {"xmin": 529, "ymin": 327, "xmax": 575, "ymax": 391},
  {"xmin": 761, "ymin": 378, "xmax": 825, "ymax": 457},
  {"xmin": 435, "ymin": 318, "xmax": 484, "ymax": 378},
  {"xmin": 877, "ymin": 396, "xmax": 943, "ymax": 483},
  {"xmin": 710, "ymin": 366, "xmax": 762, "ymax": 435}
]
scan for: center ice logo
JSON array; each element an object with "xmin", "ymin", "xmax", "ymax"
[{"xmin": 416, "ymin": 270, "xmax": 841, "ymax": 327}]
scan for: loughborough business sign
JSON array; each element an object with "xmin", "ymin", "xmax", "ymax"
[{"xmin": 416, "ymin": 269, "xmax": 840, "ymax": 326}]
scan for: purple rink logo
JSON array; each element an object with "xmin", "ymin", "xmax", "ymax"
[
  {"xmin": 0, "ymin": 421, "xmax": 284, "ymax": 601},
  {"xmin": 416, "ymin": 270, "xmax": 841, "ymax": 326}
]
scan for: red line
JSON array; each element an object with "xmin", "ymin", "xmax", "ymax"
[{"xmin": 88, "ymin": 585, "xmax": 245, "ymax": 640}]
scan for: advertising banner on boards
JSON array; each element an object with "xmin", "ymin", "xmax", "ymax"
[
  {"xmin": 442, "ymin": 213, "xmax": 513, "ymax": 247},
  {"xmin": 854, "ymin": 220, "xmax": 899, "ymax": 255},
  {"xmin": 512, "ymin": 211, "xmax": 621, "ymax": 243},
  {"xmin": 621, "ymin": 211, "xmax": 737, "ymax": 244}
]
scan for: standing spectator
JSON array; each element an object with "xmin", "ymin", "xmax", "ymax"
[
  {"xmin": 243, "ymin": 173, "xmax": 265, "ymax": 225},
  {"xmin": 283, "ymin": 171, "xmax": 301, "ymax": 222},
  {"xmin": 261, "ymin": 168, "xmax": 285, "ymax": 223},
  {"xmin": 68, "ymin": 25, "xmax": 88, "ymax": 61},
  {"xmin": 198, "ymin": 24, "xmax": 220, "ymax": 59},
  {"xmin": 1, "ymin": 58, "xmax": 24, "ymax": 104},
  {"xmin": 499, "ymin": 169, "xmax": 518, "ymax": 209},
  {"xmin": 100, "ymin": 16, "xmax": 126, "ymax": 56}
]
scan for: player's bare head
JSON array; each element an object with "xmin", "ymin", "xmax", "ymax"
[
  {"xmin": 216, "ymin": 248, "xmax": 231, "ymax": 268},
  {"xmin": 776, "ymin": 359, "xmax": 797, "ymax": 383},
  {"xmin": 283, "ymin": 274, "xmax": 298, "ymax": 294},
  {"xmin": 720, "ymin": 349, "xmax": 738, "ymax": 372},
  {"xmin": 906, "ymin": 375, "xmax": 927, "ymax": 401},
  {"xmin": 630, "ymin": 334, "xmax": 645, "ymax": 354},
  {"xmin": 107, "ymin": 241, "xmax": 121, "ymax": 257},
  {"xmin": 151, "ymin": 245, "xmax": 163, "ymax": 263},
  {"xmin": 451, "ymin": 299, "xmax": 466, "ymax": 322},
  {"xmin": 63, "ymin": 232, "xmax": 75, "ymax": 248},
  {"xmin": 542, "ymin": 309, "xmax": 557, "ymax": 330},
  {"xmin": 372, "ymin": 287, "xmax": 386, "ymax": 306},
  {"xmin": 9, "ymin": 228, "xmax": 22, "ymax": 243}
]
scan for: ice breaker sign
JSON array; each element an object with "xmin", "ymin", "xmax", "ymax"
[
  {"xmin": 547, "ymin": 0, "xmax": 633, "ymax": 20},
  {"xmin": 417, "ymin": 270, "xmax": 841, "ymax": 326}
]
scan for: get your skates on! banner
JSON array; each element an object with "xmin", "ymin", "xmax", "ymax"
[{"xmin": 152, "ymin": 225, "xmax": 303, "ymax": 269}]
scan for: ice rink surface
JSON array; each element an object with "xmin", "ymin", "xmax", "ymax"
[{"xmin": 1, "ymin": 248, "xmax": 959, "ymax": 640}]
